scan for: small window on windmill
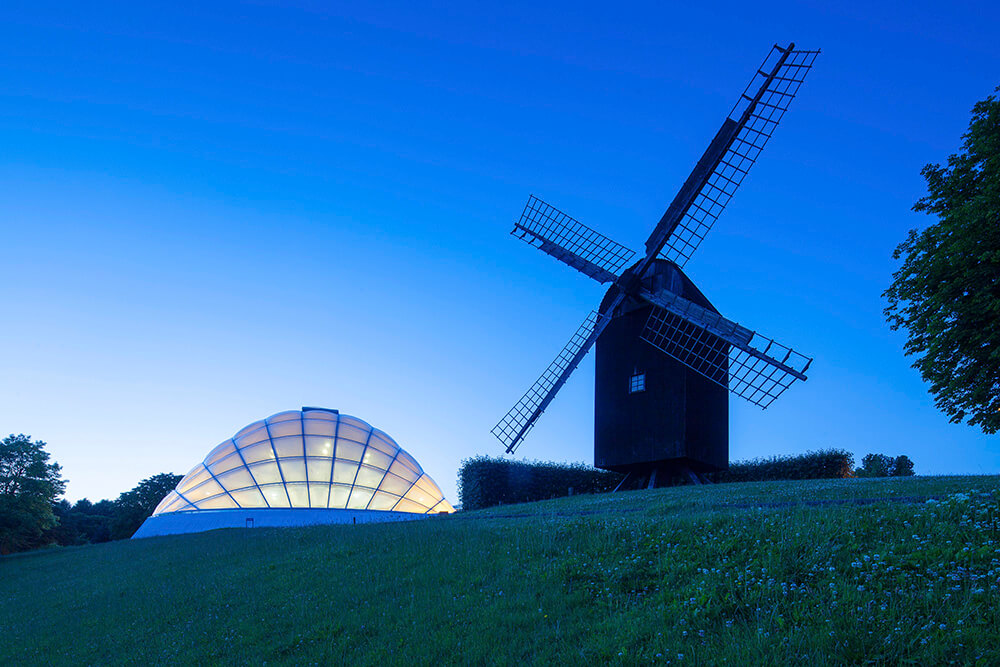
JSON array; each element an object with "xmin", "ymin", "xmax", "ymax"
[{"xmin": 629, "ymin": 371, "xmax": 646, "ymax": 394}]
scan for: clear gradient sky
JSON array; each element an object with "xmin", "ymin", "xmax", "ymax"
[{"xmin": 2, "ymin": 1, "xmax": 998, "ymax": 504}]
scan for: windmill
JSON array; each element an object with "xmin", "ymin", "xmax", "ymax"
[{"xmin": 492, "ymin": 43, "xmax": 820, "ymax": 488}]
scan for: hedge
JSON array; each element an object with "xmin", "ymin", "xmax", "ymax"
[
  {"xmin": 712, "ymin": 448, "xmax": 855, "ymax": 483},
  {"xmin": 458, "ymin": 456, "xmax": 623, "ymax": 510},
  {"xmin": 458, "ymin": 449, "xmax": 855, "ymax": 509}
]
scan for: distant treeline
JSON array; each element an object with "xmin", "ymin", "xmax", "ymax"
[
  {"xmin": 854, "ymin": 453, "xmax": 915, "ymax": 478},
  {"xmin": 45, "ymin": 472, "xmax": 183, "ymax": 548},
  {"xmin": 1, "ymin": 431, "xmax": 182, "ymax": 555}
]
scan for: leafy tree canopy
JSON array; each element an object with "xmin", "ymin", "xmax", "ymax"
[
  {"xmin": 48, "ymin": 497, "xmax": 116, "ymax": 546},
  {"xmin": 111, "ymin": 472, "xmax": 182, "ymax": 540},
  {"xmin": 884, "ymin": 87, "xmax": 1000, "ymax": 433},
  {"xmin": 855, "ymin": 452, "xmax": 917, "ymax": 478},
  {"xmin": 0, "ymin": 434, "xmax": 67, "ymax": 554},
  {"xmin": 893, "ymin": 455, "xmax": 915, "ymax": 477}
]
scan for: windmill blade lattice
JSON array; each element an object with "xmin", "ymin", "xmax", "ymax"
[
  {"xmin": 640, "ymin": 301, "xmax": 811, "ymax": 408},
  {"xmin": 513, "ymin": 195, "xmax": 637, "ymax": 284},
  {"xmin": 658, "ymin": 45, "xmax": 820, "ymax": 268},
  {"xmin": 492, "ymin": 310, "xmax": 609, "ymax": 453}
]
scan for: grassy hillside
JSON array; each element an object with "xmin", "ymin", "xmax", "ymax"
[{"xmin": 2, "ymin": 476, "xmax": 999, "ymax": 665}]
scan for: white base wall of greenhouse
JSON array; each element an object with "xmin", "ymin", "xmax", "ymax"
[{"xmin": 132, "ymin": 508, "xmax": 433, "ymax": 539}]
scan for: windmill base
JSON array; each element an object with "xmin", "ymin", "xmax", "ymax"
[{"xmin": 612, "ymin": 463, "xmax": 713, "ymax": 492}]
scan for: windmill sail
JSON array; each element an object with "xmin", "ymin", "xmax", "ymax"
[
  {"xmin": 513, "ymin": 195, "xmax": 636, "ymax": 284},
  {"xmin": 646, "ymin": 44, "xmax": 820, "ymax": 269},
  {"xmin": 492, "ymin": 310, "xmax": 609, "ymax": 453},
  {"xmin": 639, "ymin": 293, "xmax": 811, "ymax": 408},
  {"xmin": 493, "ymin": 43, "xmax": 820, "ymax": 457}
]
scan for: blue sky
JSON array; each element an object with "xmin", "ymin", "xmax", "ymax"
[{"xmin": 1, "ymin": 1, "xmax": 998, "ymax": 503}]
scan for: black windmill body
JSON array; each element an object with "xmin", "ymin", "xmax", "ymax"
[{"xmin": 493, "ymin": 44, "xmax": 820, "ymax": 488}]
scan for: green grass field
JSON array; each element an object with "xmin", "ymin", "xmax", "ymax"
[{"xmin": 2, "ymin": 476, "xmax": 999, "ymax": 665}]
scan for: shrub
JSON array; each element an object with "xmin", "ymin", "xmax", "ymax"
[
  {"xmin": 712, "ymin": 449, "xmax": 855, "ymax": 483},
  {"xmin": 458, "ymin": 456, "xmax": 622, "ymax": 510}
]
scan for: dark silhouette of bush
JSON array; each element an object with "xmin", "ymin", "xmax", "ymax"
[
  {"xmin": 857, "ymin": 453, "xmax": 893, "ymax": 478},
  {"xmin": 712, "ymin": 449, "xmax": 855, "ymax": 483},
  {"xmin": 47, "ymin": 498, "xmax": 114, "ymax": 546},
  {"xmin": 855, "ymin": 453, "xmax": 917, "ymax": 477},
  {"xmin": 459, "ymin": 457, "xmax": 622, "ymax": 510},
  {"xmin": 892, "ymin": 455, "xmax": 915, "ymax": 477}
]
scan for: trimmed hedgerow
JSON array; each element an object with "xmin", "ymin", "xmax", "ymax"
[
  {"xmin": 458, "ymin": 456, "xmax": 623, "ymax": 510},
  {"xmin": 459, "ymin": 450, "xmax": 854, "ymax": 508},
  {"xmin": 712, "ymin": 448, "xmax": 855, "ymax": 483}
]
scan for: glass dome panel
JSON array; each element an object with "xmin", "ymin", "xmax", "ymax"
[
  {"xmin": 249, "ymin": 460, "xmax": 282, "ymax": 485},
  {"xmin": 261, "ymin": 484, "xmax": 290, "ymax": 508},
  {"xmin": 205, "ymin": 442, "xmax": 236, "ymax": 466},
  {"xmin": 272, "ymin": 436, "xmax": 304, "ymax": 458},
  {"xmin": 332, "ymin": 461, "xmax": 359, "ymax": 485},
  {"xmin": 378, "ymin": 473, "xmax": 411, "ymax": 496},
  {"xmin": 392, "ymin": 498, "xmax": 427, "ymax": 514},
  {"xmin": 266, "ymin": 411, "xmax": 300, "ymax": 424},
  {"xmin": 210, "ymin": 452, "xmax": 246, "ymax": 476},
  {"xmin": 216, "ymin": 467, "xmax": 255, "ymax": 491},
  {"xmin": 237, "ymin": 427, "xmax": 270, "ymax": 448},
  {"xmin": 388, "ymin": 460, "xmax": 419, "ymax": 483},
  {"xmin": 335, "ymin": 440, "xmax": 364, "ymax": 462},
  {"xmin": 177, "ymin": 466, "xmax": 211, "ymax": 494},
  {"xmin": 286, "ymin": 483, "xmax": 310, "ymax": 506},
  {"xmin": 336, "ymin": 423, "xmax": 369, "ymax": 444},
  {"xmin": 185, "ymin": 478, "xmax": 226, "ymax": 503},
  {"xmin": 303, "ymin": 418, "xmax": 338, "ymax": 436},
  {"xmin": 306, "ymin": 458, "xmax": 333, "ymax": 483},
  {"xmin": 240, "ymin": 442, "xmax": 275, "ymax": 464},
  {"xmin": 361, "ymin": 448, "xmax": 393, "ymax": 470},
  {"xmin": 302, "ymin": 409, "xmax": 338, "ymax": 422},
  {"xmin": 268, "ymin": 419, "xmax": 302, "ymax": 438},
  {"xmin": 280, "ymin": 457, "xmax": 308, "ymax": 483},
  {"xmin": 430, "ymin": 499, "xmax": 455, "ymax": 513},
  {"xmin": 394, "ymin": 450, "xmax": 422, "ymax": 475},
  {"xmin": 230, "ymin": 487, "xmax": 265, "ymax": 507},
  {"xmin": 346, "ymin": 486, "xmax": 375, "ymax": 509},
  {"xmin": 308, "ymin": 483, "xmax": 330, "ymax": 508},
  {"xmin": 304, "ymin": 435, "xmax": 335, "ymax": 457},
  {"xmin": 233, "ymin": 419, "xmax": 265, "ymax": 439},
  {"xmin": 329, "ymin": 484, "xmax": 352, "ymax": 508},
  {"xmin": 368, "ymin": 432, "xmax": 398, "ymax": 456},
  {"xmin": 354, "ymin": 465, "xmax": 384, "ymax": 489},
  {"xmin": 368, "ymin": 491, "xmax": 400, "ymax": 511},
  {"xmin": 198, "ymin": 494, "xmax": 239, "ymax": 510}
]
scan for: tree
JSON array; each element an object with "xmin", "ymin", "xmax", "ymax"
[
  {"xmin": 856, "ymin": 453, "xmax": 893, "ymax": 478},
  {"xmin": 884, "ymin": 87, "xmax": 1000, "ymax": 434},
  {"xmin": 91, "ymin": 499, "xmax": 116, "ymax": 517},
  {"xmin": 854, "ymin": 452, "xmax": 916, "ymax": 478},
  {"xmin": 892, "ymin": 455, "xmax": 915, "ymax": 477},
  {"xmin": 46, "ymin": 497, "xmax": 115, "ymax": 546},
  {"xmin": 111, "ymin": 473, "xmax": 182, "ymax": 540},
  {"xmin": 0, "ymin": 434, "xmax": 67, "ymax": 554}
]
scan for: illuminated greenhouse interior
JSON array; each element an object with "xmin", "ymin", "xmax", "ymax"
[{"xmin": 155, "ymin": 408, "xmax": 455, "ymax": 516}]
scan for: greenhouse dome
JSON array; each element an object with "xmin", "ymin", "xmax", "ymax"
[{"xmin": 132, "ymin": 407, "xmax": 454, "ymax": 538}]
